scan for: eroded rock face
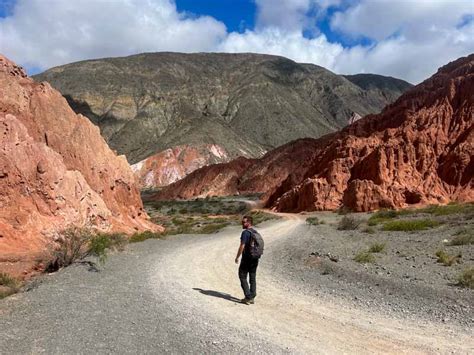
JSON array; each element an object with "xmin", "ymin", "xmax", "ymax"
[
  {"xmin": 132, "ymin": 144, "xmax": 230, "ymax": 188},
  {"xmin": 155, "ymin": 55, "xmax": 473, "ymax": 212},
  {"xmin": 0, "ymin": 55, "xmax": 162, "ymax": 277},
  {"xmin": 34, "ymin": 53, "xmax": 412, "ymax": 184}
]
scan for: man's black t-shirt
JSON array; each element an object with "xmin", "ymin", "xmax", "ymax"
[{"xmin": 240, "ymin": 229, "xmax": 252, "ymax": 258}]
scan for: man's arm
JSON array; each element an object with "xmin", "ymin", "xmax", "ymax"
[{"xmin": 235, "ymin": 242, "xmax": 245, "ymax": 264}]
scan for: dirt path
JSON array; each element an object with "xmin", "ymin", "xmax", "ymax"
[
  {"xmin": 150, "ymin": 214, "xmax": 473, "ymax": 354},
  {"xmin": 1, "ymin": 214, "xmax": 472, "ymax": 354}
]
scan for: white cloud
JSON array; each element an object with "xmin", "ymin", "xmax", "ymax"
[
  {"xmin": 219, "ymin": 28, "xmax": 343, "ymax": 69},
  {"xmin": 331, "ymin": 0, "xmax": 473, "ymax": 41},
  {"xmin": 0, "ymin": 0, "xmax": 472, "ymax": 83},
  {"xmin": 0, "ymin": 0, "xmax": 227, "ymax": 69}
]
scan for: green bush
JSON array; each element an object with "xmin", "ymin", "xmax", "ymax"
[
  {"xmin": 368, "ymin": 242, "xmax": 386, "ymax": 253},
  {"xmin": 382, "ymin": 219, "xmax": 440, "ymax": 231},
  {"xmin": 354, "ymin": 251, "xmax": 375, "ymax": 263},
  {"xmin": 457, "ymin": 267, "xmax": 474, "ymax": 289},
  {"xmin": 129, "ymin": 230, "xmax": 163, "ymax": 243},
  {"xmin": 368, "ymin": 210, "xmax": 398, "ymax": 225},
  {"xmin": 306, "ymin": 217, "xmax": 320, "ymax": 225},
  {"xmin": 88, "ymin": 234, "xmax": 112, "ymax": 265},
  {"xmin": 435, "ymin": 250, "xmax": 461, "ymax": 266},
  {"xmin": 200, "ymin": 223, "xmax": 229, "ymax": 234},
  {"xmin": 418, "ymin": 203, "xmax": 474, "ymax": 216},
  {"xmin": 338, "ymin": 216, "xmax": 361, "ymax": 230}
]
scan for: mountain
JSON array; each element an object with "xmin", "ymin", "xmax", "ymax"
[
  {"xmin": 0, "ymin": 55, "xmax": 162, "ymax": 276},
  {"xmin": 154, "ymin": 54, "xmax": 474, "ymax": 212},
  {"xmin": 34, "ymin": 52, "xmax": 411, "ymax": 187}
]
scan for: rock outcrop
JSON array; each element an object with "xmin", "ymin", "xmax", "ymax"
[
  {"xmin": 132, "ymin": 144, "xmax": 230, "ymax": 188},
  {"xmin": 155, "ymin": 55, "xmax": 473, "ymax": 212},
  {"xmin": 34, "ymin": 53, "xmax": 412, "ymax": 187},
  {"xmin": 0, "ymin": 55, "xmax": 162, "ymax": 277}
]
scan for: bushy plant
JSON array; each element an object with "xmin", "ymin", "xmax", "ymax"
[
  {"xmin": 354, "ymin": 251, "xmax": 375, "ymax": 263},
  {"xmin": 0, "ymin": 272, "xmax": 21, "ymax": 299},
  {"xmin": 306, "ymin": 217, "xmax": 320, "ymax": 225},
  {"xmin": 368, "ymin": 242, "xmax": 386, "ymax": 253},
  {"xmin": 129, "ymin": 230, "xmax": 163, "ymax": 243},
  {"xmin": 435, "ymin": 250, "xmax": 461, "ymax": 266},
  {"xmin": 448, "ymin": 229, "xmax": 474, "ymax": 246},
  {"xmin": 338, "ymin": 216, "xmax": 361, "ymax": 230},
  {"xmin": 382, "ymin": 219, "xmax": 440, "ymax": 231},
  {"xmin": 457, "ymin": 267, "xmax": 474, "ymax": 289}
]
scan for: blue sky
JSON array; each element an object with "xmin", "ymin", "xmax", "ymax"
[{"xmin": 0, "ymin": 0, "xmax": 473, "ymax": 83}]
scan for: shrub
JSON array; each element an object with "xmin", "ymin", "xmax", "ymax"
[
  {"xmin": 368, "ymin": 210, "xmax": 398, "ymax": 225},
  {"xmin": 338, "ymin": 216, "xmax": 361, "ymax": 230},
  {"xmin": 382, "ymin": 219, "xmax": 440, "ymax": 231},
  {"xmin": 0, "ymin": 272, "xmax": 21, "ymax": 299},
  {"xmin": 368, "ymin": 242, "xmax": 386, "ymax": 253},
  {"xmin": 306, "ymin": 217, "xmax": 320, "ymax": 225},
  {"xmin": 418, "ymin": 203, "xmax": 474, "ymax": 216},
  {"xmin": 448, "ymin": 229, "xmax": 474, "ymax": 246},
  {"xmin": 249, "ymin": 210, "xmax": 277, "ymax": 225},
  {"xmin": 200, "ymin": 222, "xmax": 229, "ymax": 234},
  {"xmin": 457, "ymin": 267, "xmax": 474, "ymax": 289},
  {"xmin": 88, "ymin": 234, "xmax": 112, "ymax": 265},
  {"xmin": 354, "ymin": 251, "xmax": 375, "ymax": 263},
  {"xmin": 362, "ymin": 227, "xmax": 375, "ymax": 234},
  {"xmin": 129, "ymin": 230, "xmax": 163, "ymax": 243},
  {"xmin": 47, "ymin": 227, "xmax": 94, "ymax": 270},
  {"xmin": 435, "ymin": 250, "xmax": 461, "ymax": 266}
]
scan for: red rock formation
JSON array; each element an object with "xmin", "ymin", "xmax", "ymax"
[
  {"xmin": 155, "ymin": 54, "xmax": 474, "ymax": 212},
  {"xmin": 0, "ymin": 55, "xmax": 162, "ymax": 277},
  {"xmin": 132, "ymin": 144, "xmax": 230, "ymax": 188}
]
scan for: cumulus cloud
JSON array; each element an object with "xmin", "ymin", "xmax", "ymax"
[
  {"xmin": 220, "ymin": 28, "xmax": 343, "ymax": 69},
  {"xmin": 0, "ymin": 0, "xmax": 472, "ymax": 83},
  {"xmin": 0, "ymin": 0, "xmax": 226, "ymax": 69}
]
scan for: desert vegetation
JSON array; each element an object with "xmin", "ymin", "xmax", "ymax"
[
  {"xmin": 0, "ymin": 272, "xmax": 21, "ymax": 299},
  {"xmin": 143, "ymin": 195, "xmax": 278, "ymax": 236}
]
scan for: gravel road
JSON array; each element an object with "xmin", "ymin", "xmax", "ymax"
[{"xmin": 1, "ymin": 214, "xmax": 472, "ymax": 354}]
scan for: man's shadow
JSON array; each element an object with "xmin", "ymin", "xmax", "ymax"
[{"xmin": 193, "ymin": 288, "xmax": 241, "ymax": 303}]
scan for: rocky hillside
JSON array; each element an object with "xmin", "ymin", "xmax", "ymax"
[
  {"xmin": 0, "ymin": 55, "xmax": 162, "ymax": 276},
  {"xmin": 34, "ymin": 53, "xmax": 411, "ymax": 186},
  {"xmin": 155, "ymin": 54, "xmax": 473, "ymax": 212}
]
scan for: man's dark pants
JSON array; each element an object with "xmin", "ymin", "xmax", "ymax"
[{"xmin": 239, "ymin": 257, "xmax": 259, "ymax": 299}]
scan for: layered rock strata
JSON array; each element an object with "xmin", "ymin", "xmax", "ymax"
[{"xmin": 155, "ymin": 55, "xmax": 474, "ymax": 212}]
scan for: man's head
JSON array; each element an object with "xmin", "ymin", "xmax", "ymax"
[{"xmin": 241, "ymin": 215, "xmax": 253, "ymax": 229}]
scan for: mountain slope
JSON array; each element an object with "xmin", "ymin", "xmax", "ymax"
[
  {"xmin": 34, "ymin": 52, "xmax": 411, "ymax": 186},
  {"xmin": 0, "ymin": 55, "xmax": 161, "ymax": 276},
  {"xmin": 155, "ymin": 54, "xmax": 473, "ymax": 211}
]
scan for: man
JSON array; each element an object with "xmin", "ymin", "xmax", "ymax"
[{"xmin": 235, "ymin": 215, "xmax": 259, "ymax": 305}]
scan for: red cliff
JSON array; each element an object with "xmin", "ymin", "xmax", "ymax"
[
  {"xmin": 155, "ymin": 54, "xmax": 474, "ymax": 212},
  {"xmin": 0, "ymin": 56, "xmax": 162, "ymax": 276}
]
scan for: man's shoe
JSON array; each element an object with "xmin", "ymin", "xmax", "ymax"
[
  {"xmin": 248, "ymin": 298, "xmax": 255, "ymax": 304},
  {"xmin": 240, "ymin": 298, "xmax": 251, "ymax": 305}
]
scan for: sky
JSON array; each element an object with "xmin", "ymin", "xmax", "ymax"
[{"xmin": 0, "ymin": 0, "xmax": 473, "ymax": 83}]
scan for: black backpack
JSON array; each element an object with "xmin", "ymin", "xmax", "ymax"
[{"xmin": 248, "ymin": 228, "xmax": 264, "ymax": 259}]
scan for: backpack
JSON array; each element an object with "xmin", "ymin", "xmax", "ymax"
[{"xmin": 248, "ymin": 228, "xmax": 264, "ymax": 259}]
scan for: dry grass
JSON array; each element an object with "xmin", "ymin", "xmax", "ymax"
[
  {"xmin": 354, "ymin": 251, "xmax": 375, "ymax": 263},
  {"xmin": 448, "ymin": 228, "xmax": 474, "ymax": 246},
  {"xmin": 457, "ymin": 267, "xmax": 474, "ymax": 289},
  {"xmin": 338, "ymin": 216, "xmax": 361, "ymax": 230},
  {"xmin": 368, "ymin": 242, "xmax": 386, "ymax": 253},
  {"xmin": 435, "ymin": 250, "xmax": 462, "ymax": 266},
  {"xmin": 0, "ymin": 272, "xmax": 21, "ymax": 299}
]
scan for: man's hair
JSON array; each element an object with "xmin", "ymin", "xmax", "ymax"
[{"xmin": 242, "ymin": 215, "xmax": 253, "ymax": 225}]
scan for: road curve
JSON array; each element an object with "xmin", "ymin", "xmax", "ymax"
[{"xmin": 0, "ymin": 214, "xmax": 472, "ymax": 354}]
